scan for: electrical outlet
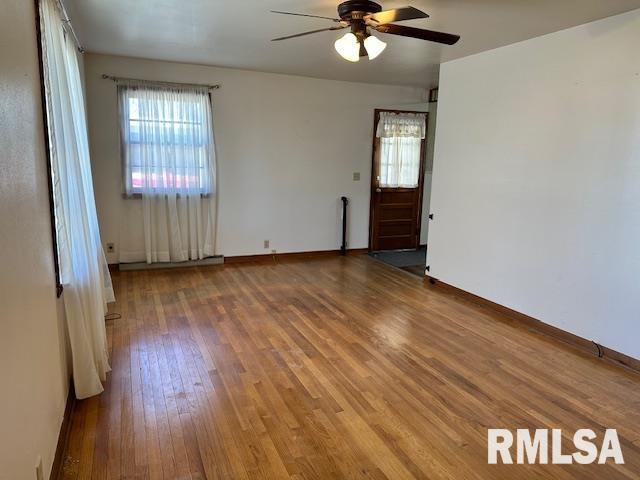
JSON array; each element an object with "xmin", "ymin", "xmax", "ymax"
[
  {"xmin": 263, "ymin": 240, "xmax": 270, "ymax": 249},
  {"xmin": 106, "ymin": 242, "xmax": 115, "ymax": 253},
  {"xmin": 35, "ymin": 456, "xmax": 44, "ymax": 480},
  {"xmin": 353, "ymin": 172, "xmax": 361, "ymax": 181},
  {"xmin": 271, "ymin": 250, "xmax": 276, "ymax": 254}
]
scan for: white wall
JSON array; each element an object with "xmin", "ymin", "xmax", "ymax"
[
  {"xmin": 83, "ymin": 54, "xmax": 426, "ymax": 263},
  {"xmin": 421, "ymin": 101, "xmax": 438, "ymax": 246},
  {"xmin": 429, "ymin": 9, "xmax": 640, "ymax": 359},
  {"xmin": 0, "ymin": 1, "xmax": 71, "ymax": 479}
]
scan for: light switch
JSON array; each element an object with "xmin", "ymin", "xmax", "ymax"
[{"xmin": 353, "ymin": 172, "xmax": 361, "ymax": 181}]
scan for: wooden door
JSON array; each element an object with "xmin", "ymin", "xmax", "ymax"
[{"xmin": 369, "ymin": 109, "xmax": 427, "ymax": 252}]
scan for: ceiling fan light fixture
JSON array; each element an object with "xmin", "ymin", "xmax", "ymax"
[
  {"xmin": 334, "ymin": 32, "xmax": 360, "ymax": 62},
  {"xmin": 364, "ymin": 34, "xmax": 386, "ymax": 60}
]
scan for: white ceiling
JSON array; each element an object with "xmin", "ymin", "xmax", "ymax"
[{"xmin": 65, "ymin": 0, "xmax": 640, "ymax": 87}]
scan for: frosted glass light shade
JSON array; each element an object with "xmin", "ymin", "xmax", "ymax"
[
  {"xmin": 364, "ymin": 35, "xmax": 387, "ymax": 60},
  {"xmin": 334, "ymin": 33, "xmax": 360, "ymax": 62}
]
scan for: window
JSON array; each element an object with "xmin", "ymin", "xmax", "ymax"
[
  {"xmin": 118, "ymin": 84, "xmax": 215, "ymax": 195},
  {"xmin": 376, "ymin": 112, "xmax": 426, "ymax": 188},
  {"xmin": 38, "ymin": 0, "xmax": 115, "ymax": 398}
]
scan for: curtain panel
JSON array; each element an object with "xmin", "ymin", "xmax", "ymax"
[
  {"xmin": 117, "ymin": 83, "xmax": 217, "ymax": 264},
  {"xmin": 39, "ymin": 0, "xmax": 115, "ymax": 399},
  {"xmin": 376, "ymin": 112, "xmax": 427, "ymax": 139},
  {"xmin": 376, "ymin": 112, "xmax": 426, "ymax": 188}
]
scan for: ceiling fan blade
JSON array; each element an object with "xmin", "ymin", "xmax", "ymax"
[
  {"xmin": 272, "ymin": 26, "xmax": 346, "ymax": 42},
  {"xmin": 366, "ymin": 6, "xmax": 429, "ymax": 25},
  {"xmin": 375, "ymin": 24, "xmax": 460, "ymax": 45},
  {"xmin": 271, "ymin": 10, "xmax": 341, "ymax": 22}
]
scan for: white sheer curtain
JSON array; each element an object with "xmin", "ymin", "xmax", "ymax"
[
  {"xmin": 376, "ymin": 112, "xmax": 426, "ymax": 188},
  {"xmin": 40, "ymin": 0, "xmax": 114, "ymax": 399},
  {"xmin": 118, "ymin": 83, "xmax": 217, "ymax": 264}
]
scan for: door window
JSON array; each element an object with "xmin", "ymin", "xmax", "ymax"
[{"xmin": 376, "ymin": 112, "xmax": 426, "ymax": 188}]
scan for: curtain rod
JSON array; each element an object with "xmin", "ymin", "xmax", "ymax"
[
  {"xmin": 56, "ymin": 0, "xmax": 85, "ymax": 53},
  {"xmin": 101, "ymin": 74, "xmax": 221, "ymax": 91}
]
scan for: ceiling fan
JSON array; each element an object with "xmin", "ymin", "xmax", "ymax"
[{"xmin": 271, "ymin": 1, "xmax": 460, "ymax": 62}]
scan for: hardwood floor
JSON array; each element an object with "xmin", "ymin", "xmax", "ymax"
[{"xmin": 60, "ymin": 255, "xmax": 640, "ymax": 479}]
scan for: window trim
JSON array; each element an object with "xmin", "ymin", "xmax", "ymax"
[
  {"xmin": 34, "ymin": 0, "xmax": 63, "ymax": 298},
  {"xmin": 119, "ymin": 89, "xmax": 215, "ymax": 197}
]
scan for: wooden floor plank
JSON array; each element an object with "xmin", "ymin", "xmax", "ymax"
[{"xmin": 61, "ymin": 255, "xmax": 640, "ymax": 479}]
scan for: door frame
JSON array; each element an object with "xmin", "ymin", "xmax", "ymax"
[{"xmin": 368, "ymin": 108, "xmax": 428, "ymax": 252}]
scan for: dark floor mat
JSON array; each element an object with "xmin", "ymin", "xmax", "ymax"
[
  {"xmin": 401, "ymin": 264, "xmax": 426, "ymax": 277},
  {"xmin": 369, "ymin": 247, "xmax": 426, "ymax": 277},
  {"xmin": 369, "ymin": 247, "xmax": 426, "ymax": 268}
]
